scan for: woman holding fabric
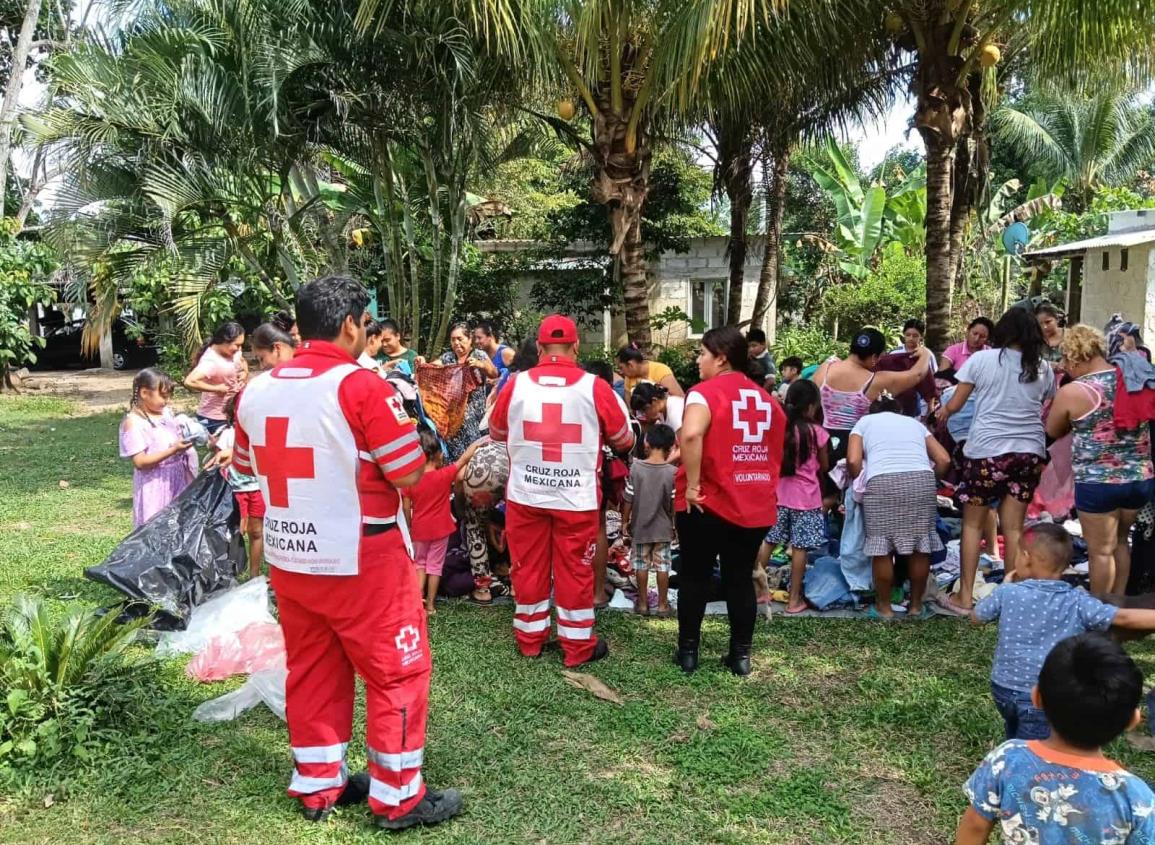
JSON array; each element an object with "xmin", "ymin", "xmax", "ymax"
[
  {"xmin": 1046, "ymin": 325, "xmax": 1154, "ymax": 594},
  {"xmin": 814, "ymin": 329, "xmax": 935, "ymax": 462},
  {"xmin": 430, "ymin": 323, "xmax": 497, "ymax": 460},
  {"xmin": 675, "ymin": 326, "xmax": 785, "ymax": 677}
]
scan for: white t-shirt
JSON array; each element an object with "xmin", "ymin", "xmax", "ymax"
[
  {"xmin": 357, "ymin": 352, "xmax": 387, "ymax": 378},
  {"xmin": 850, "ymin": 412, "xmax": 934, "ymax": 484},
  {"xmin": 664, "ymin": 394, "xmax": 685, "ymax": 433},
  {"xmin": 956, "ymin": 348, "xmax": 1055, "ymax": 459}
]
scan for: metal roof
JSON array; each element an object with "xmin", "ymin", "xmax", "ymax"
[{"xmin": 1023, "ymin": 228, "xmax": 1155, "ymax": 259}]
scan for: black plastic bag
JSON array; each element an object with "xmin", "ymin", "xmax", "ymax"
[{"xmin": 86, "ymin": 470, "xmax": 247, "ymax": 629}]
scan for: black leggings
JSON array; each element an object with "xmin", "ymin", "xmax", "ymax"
[{"xmin": 676, "ymin": 509, "xmax": 769, "ymax": 652}]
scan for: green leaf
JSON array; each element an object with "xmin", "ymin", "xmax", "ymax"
[{"xmin": 7, "ymin": 689, "xmax": 29, "ymax": 714}]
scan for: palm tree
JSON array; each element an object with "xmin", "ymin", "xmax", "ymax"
[
  {"xmin": 877, "ymin": 0, "xmax": 1155, "ymax": 350},
  {"xmin": 992, "ymin": 88, "xmax": 1155, "ymax": 213},
  {"xmin": 28, "ymin": 0, "xmax": 333, "ymax": 345}
]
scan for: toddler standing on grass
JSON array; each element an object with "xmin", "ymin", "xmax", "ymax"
[
  {"xmin": 402, "ymin": 428, "xmax": 483, "ymax": 614},
  {"xmin": 762, "ymin": 380, "xmax": 829, "ymax": 614},
  {"xmin": 955, "ymin": 633, "xmax": 1155, "ymax": 845},
  {"xmin": 623, "ymin": 424, "xmax": 677, "ymax": 616},
  {"xmin": 971, "ymin": 523, "xmax": 1155, "ymax": 740}
]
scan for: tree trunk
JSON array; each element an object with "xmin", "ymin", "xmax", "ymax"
[
  {"xmin": 0, "ymin": 0, "xmax": 44, "ymax": 219},
  {"xmin": 923, "ymin": 135, "xmax": 956, "ymax": 353},
  {"xmin": 947, "ymin": 139, "xmax": 970, "ymax": 304},
  {"xmin": 751, "ymin": 148, "xmax": 790, "ymax": 333},
  {"xmin": 721, "ymin": 129, "xmax": 754, "ymax": 327},
  {"xmin": 589, "ymin": 76, "xmax": 651, "ymax": 347},
  {"xmin": 99, "ymin": 325, "xmax": 114, "ymax": 369},
  {"xmin": 619, "ymin": 216, "xmax": 649, "ymax": 348},
  {"xmin": 912, "ymin": 44, "xmax": 970, "ymax": 353}
]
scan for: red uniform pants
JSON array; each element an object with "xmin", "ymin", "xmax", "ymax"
[
  {"xmin": 271, "ymin": 532, "xmax": 430, "ymax": 820},
  {"xmin": 505, "ymin": 502, "xmax": 600, "ymax": 666}
]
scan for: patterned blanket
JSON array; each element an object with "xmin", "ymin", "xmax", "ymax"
[{"xmin": 415, "ymin": 363, "xmax": 484, "ymax": 439}]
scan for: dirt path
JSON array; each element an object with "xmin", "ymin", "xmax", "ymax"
[{"xmin": 11, "ymin": 368, "xmax": 197, "ymax": 414}]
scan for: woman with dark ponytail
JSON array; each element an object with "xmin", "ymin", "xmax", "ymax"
[
  {"xmin": 763, "ymin": 380, "xmax": 830, "ymax": 614},
  {"xmin": 184, "ymin": 321, "xmax": 247, "ymax": 434},
  {"xmin": 675, "ymin": 326, "xmax": 785, "ymax": 676},
  {"xmin": 940, "ymin": 307, "xmax": 1055, "ymax": 615}
]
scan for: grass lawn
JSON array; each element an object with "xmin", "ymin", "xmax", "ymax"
[{"xmin": 3, "ymin": 394, "xmax": 1155, "ymax": 844}]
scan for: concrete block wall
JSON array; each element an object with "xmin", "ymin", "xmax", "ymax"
[
  {"xmin": 484, "ymin": 236, "xmax": 778, "ymax": 352},
  {"xmin": 1081, "ymin": 244, "xmax": 1153, "ymax": 338}
]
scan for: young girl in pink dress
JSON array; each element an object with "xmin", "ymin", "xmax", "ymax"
[{"xmin": 119, "ymin": 368, "xmax": 198, "ymax": 528}]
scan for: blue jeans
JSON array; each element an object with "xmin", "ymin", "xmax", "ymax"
[
  {"xmin": 991, "ymin": 682, "xmax": 1050, "ymax": 741},
  {"xmin": 195, "ymin": 414, "xmax": 227, "ymax": 435}
]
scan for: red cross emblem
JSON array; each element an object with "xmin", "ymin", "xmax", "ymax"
[
  {"xmin": 251, "ymin": 417, "xmax": 316, "ymax": 508},
  {"xmin": 394, "ymin": 625, "xmax": 421, "ymax": 654},
  {"xmin": 732, "ymin": 390, "xmax": 773, "ymax": 443},
  {"xmin": 523, "ymin": 402, "xmax": 583, "ymax": 463}
]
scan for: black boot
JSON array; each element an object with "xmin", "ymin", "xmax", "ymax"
[
  {"xmin": 301, "ymin": 771, "xmax": 370, "ymax": 822},
  {"xmin": 674, "ymin": 641, "xmax": 699, "ymax": 674},
  {"xmin": 375, "ymin": 787, "xmax": 465, "ymax": 831},
  {"xmin": 721, "ymin": 643, "xmax": 752, "ymax": 677}
]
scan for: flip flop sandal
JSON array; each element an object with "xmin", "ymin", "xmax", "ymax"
[
  {"xmin": 936, "ymin": 596, "xmax": 972, "ymax": 617},
  {"xmin": 865, "ymin": 606, "xmax": 897, "ymax": 621},
  {"xmin": 783, "ymin": 605, "xmax": 809, "ymax": 616},
  {"xmin": 908, "ymin": 605, "xmax": 934, "ymax": 621},
  {"xmin": 468, "ymin": 591, "xmax": 494, "ymax": 606}
]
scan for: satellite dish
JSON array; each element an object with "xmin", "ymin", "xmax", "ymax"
[{"xmin": 1002, "ymin": 221, "xmax": 1031, "ymax": 255}]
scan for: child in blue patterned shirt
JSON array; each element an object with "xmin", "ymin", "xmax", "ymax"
[{"xmin": 955, "ymin": 633, "xmax": 1155, "ymax": 845}]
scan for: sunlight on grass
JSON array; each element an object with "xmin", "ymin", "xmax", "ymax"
[{"xmin": 2, "ymin": 395, "xmax": 1154, "ymax": 845}]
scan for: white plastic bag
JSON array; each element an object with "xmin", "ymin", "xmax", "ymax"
[
  {"xmin": 157, "ymin": 576, "xmax": 274, "ymax": 657},
  {"xmin": 192, "ymin": 664, "xmax": 287, "ymax": 723}
]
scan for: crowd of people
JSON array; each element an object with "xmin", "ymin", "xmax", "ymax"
[{"xmin": 112, "ymin": 280, "xmax": 1155, "ymax": 840}]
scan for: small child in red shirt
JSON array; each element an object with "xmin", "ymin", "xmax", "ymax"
[{"xmin": 403, "ymin": 428, "xmax": 484, "ymax": 614}]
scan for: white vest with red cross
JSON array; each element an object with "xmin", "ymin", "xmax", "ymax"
[
  {"xmin": 236, "ymin": 363, "xmax": 363, "ymax": 575},
  {"xmin": 506, "ymin": 371, "xmax": 602, "ymax": 511}
]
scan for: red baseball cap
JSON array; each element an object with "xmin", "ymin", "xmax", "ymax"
[{"xmin": 537, "ymin": 314, "xmax": 579, "ymax": 345}]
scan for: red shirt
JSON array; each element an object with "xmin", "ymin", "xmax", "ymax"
[
  {"xmin": 403, "ymin": 464, "xmax": 458, "ymax": 542},
  {"xmin": 233, "ymin": 341, "xmax": 425, "ymax": 568},
  {"xmin": 676, "ymin": 371, "xmax": 786, "ymax": 528}
]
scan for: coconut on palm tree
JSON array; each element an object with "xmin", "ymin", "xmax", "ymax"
[{"xmin": 878, "ymin": 0, "xmax": 1155, "ymax": 352}]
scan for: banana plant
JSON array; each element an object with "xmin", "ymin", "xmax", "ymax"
[{"xmin": 806, "ymin": 138, "xmax": 922, "ymax": 280}]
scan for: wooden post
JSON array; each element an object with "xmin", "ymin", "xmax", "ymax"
[
  {"xmin": 1001, "ymin": 256, "xmax": 1011, "ymax": 315},
  {"xmin": 1066, "ymin": 256, "xmax": 1084, "ymax": 324}
]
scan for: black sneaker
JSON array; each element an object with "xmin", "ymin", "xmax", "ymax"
[
  {"xmin": 302, "ymin": 772, "xmax": 370, "ymax": 822},
  {"xmin": 375, "ymin": 787, "xmax": 464, "ymax": 831},
  {"xmin": 567, "ymin": 637, "xmax": 609, "ymax": 667}
]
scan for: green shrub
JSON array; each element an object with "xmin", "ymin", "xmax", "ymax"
[
  {"xmin": 772, "ymin": 325, "xmax": 844, "ymax": 368},
  {"xmin": 0, "ymin": 596, "xmax": 149, "ymax": 770},
  {"xmin": 657, "ymin": 342, "xmax": 700, "ymax": 390}
]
